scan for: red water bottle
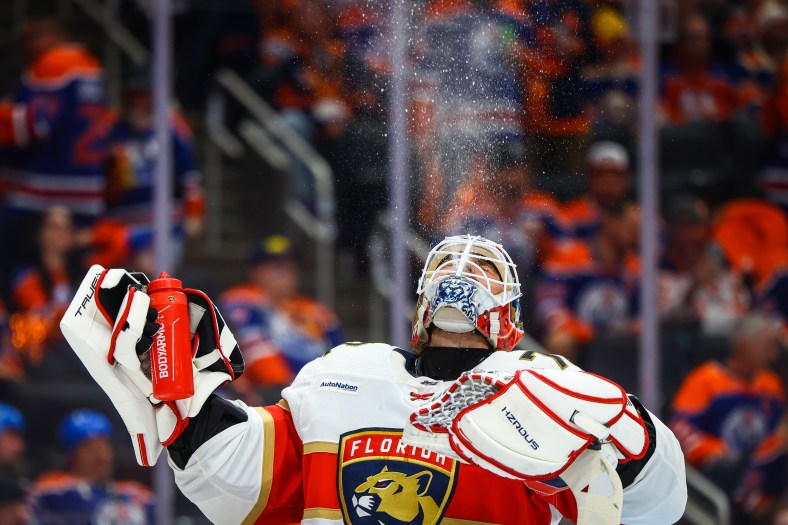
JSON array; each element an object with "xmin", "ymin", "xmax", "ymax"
[{"xmin": 148, "ymin": 272, "xmax": 194, "ymax": 401}]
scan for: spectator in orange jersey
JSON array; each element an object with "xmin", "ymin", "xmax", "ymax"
[
  {"xmin": 561, "ymin": 141, "xmax": 633, "ymax": 242},
  {"xmin": 582, "ymin": 6, "xmax": 640, "ymax": 134},
  {"xmin": 102, "ymin": 65, "xmax": 205, "ymax": 275},
  {"xmin": 440, "ymin": 141, "xmax": 561, "ymax": 276},
  {"xmin": 536, "ymin": 199, "xmax": 641, "ymax": 362},
  {"xmin": 521, "ymin": 0, "xmax": 594, "ymax": 175},
  {"xmin": 253, "ymin": 0, "xmax": 345, "ymax": 135},
  {"xmin": 220, "ymin": 235, "xmax": 344, "ymax": 393},
  {"xmin": 7, "ymin": 206, "xmax": 83, "ymax": 372},
  {"xmin": 658, "ymin": 195, "xmax": 749, "ymax": 336},
  {"xmin": 670, "ymin": 314, "xmax": 786, "ymax": 519},
  {"xmin": 661, "ymin": 14, "xmax": 739, "ymax": 125},
  {"xmin": 32, "ymin": 409, "xmax": 153, "ymax": 524},
  {"xmin": 732, "ymin": 2, "xmax": 788, "ymax": 114},
  {"xmin": 0, "ymin": 11, "xmax": 108, "ymax": 285}
]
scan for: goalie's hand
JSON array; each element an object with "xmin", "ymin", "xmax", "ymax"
[
  {"xmin": 60, "ymin": 265, "xmax": 244, "ymax": 467},
  {"xmin": 403, "ymin": 369, "xmax": 650, "ymax": 525}
]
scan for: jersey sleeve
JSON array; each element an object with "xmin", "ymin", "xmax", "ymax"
[
  {"xmin": 0, "ymin": 101, "xmax": 37, "ymax": 146},
  {"xmin": 170, "ymin": 400, "xmax": 304, "ymax": 525},
  {"xmin": 619, "ymin": 408, "xmax": 687, "ymax": 525}
]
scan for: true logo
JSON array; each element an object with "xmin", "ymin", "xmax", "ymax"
[
  {"xmin": 74, "ymin": 274, "xmax": 99, "ymax": 317},
  {"xmin": 338, "ymin": 429, "xmax": 457, "ymax": 525}
]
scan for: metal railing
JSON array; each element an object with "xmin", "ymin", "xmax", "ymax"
[
  {"xmin": 682, "ymin": 466, "xmax": 731, "ymax": 525},
  {"xmin": 205, "ymin": 68, "xmax": 336, "ymax": 307}
]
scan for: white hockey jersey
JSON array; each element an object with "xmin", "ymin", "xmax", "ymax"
[{"xmin": 171, "ymin": 344, "xmax": 687, "ymax": 525}]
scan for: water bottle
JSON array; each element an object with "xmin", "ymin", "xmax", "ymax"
[{"xmin": 148, "ymin": 272, "xmax": 194, "ymax": 401}]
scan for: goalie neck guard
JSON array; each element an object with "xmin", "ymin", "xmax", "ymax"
[{"xmin": 412, "ymin": 235, "xmax": 524, "ymax": 351}]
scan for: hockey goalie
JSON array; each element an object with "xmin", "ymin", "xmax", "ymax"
[{"xmin": 59, "ymin": 234, "xmax": 687, "ymax": 525}]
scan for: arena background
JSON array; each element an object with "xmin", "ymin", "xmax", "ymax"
[{"xmin": 0, "ymin": 0, "xmax": 786, "ymax": 524}]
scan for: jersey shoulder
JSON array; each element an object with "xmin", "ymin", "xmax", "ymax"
[
  {"xmin": 113, "ymin": 480, "xmax": 153, "ymax": 502},
  {"xmin": 281, "ymin": 343, "xmax": 405, "ymax": 439},
  {"xmin": 478, "ymin": 349, "xmax": 581, "ymax": 373},
  {"xmin": 304, "ymin": 342, "xmax": 400, "ymax": 377},
  {"xmin": 25, "ymin": 45, "xmax": 101, "ymax": 88},
  {"xmin": 542, "ymin": 239, "xmax": 595, "ymax": 276},
  {"xmin": 32, "ymin": 472, "xmax": 82, "ymax": 495}
]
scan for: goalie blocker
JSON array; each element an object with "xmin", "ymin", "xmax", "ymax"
[{"xmin": 60, "ymin": 265, "xmax": 245, "ymax": 466}]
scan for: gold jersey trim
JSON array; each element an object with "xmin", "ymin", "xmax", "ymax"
[
  {"xmin": 303, "ymin": 441, "xmax": 339, "ymax": 455},
  {"xmin": 303, "ymin": 507, "xmax": 343, "ymax": 520},
  {"xmin": 241, "ymin": 408, "xmax": 276, "ymax": 525}
]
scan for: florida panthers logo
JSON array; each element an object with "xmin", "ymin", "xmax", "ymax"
[
  {"xmin": 352, "ymin": 467, "xmax": 440, "ymax": 525},
  {"xmin": 430, "ymin": 279, "xmax": 479, "ymax": 324},
  {"xmin": 339, "ymin": 429, "xmax": 457, "ymax": 525}
]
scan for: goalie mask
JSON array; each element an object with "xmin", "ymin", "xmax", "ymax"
[{"xmin": 412, "ymin": 235, "xmax": 524, "ymax": 351}]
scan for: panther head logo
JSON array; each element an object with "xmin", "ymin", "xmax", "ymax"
[
  {"xmin": 352, "ymin": 466, "xmax": 440, "ymax": 525},
  {"xmin": 430, "ymin": 279, "xmax": 478, "ymax": 323}
]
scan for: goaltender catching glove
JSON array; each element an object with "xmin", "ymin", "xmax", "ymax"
[
  {"xmin": 403, "ymin": 369, "xmax": 650, "ymax": 525},
  {"xmin": 60, "ymin": 265, "xmax": 244, "ymax": 467}
]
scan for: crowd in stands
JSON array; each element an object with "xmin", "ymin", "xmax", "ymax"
[{"xmin": 0, "ymin": 0, "xmax": 786, "ymax": 523}]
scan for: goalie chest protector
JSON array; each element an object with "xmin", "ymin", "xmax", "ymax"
[{"xmin": 278, "ymin": 343, "xmax": 578, "ymax": 525}]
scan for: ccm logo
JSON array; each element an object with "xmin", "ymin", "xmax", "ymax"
[
  {"xmin": 74, "ymin": 274, "xmax": 99, "ymax": 317},
  {"xmin": 501, "ymin": 406, "xmax": 540, "ymax": 450}
]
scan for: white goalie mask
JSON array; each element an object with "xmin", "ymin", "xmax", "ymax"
[{"xmin": 412, "ymin": 235, "xmax": 524, "ymax": 351}]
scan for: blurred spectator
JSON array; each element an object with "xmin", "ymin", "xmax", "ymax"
[
  {"xmin": 32, "ymin": 409, "xmax": 153, "ymax": 525},
  {"xmin": 760, "ymin": 58, "xmax": 788, "ymax": 213},
  {"xmin": 671, "ymin": 314, "xmax": 786, "ymax": 518},
  {"xmin": 521, "ymin": 0, "xmax": 593, "ymax": 175},
  {"xmin": 582, "ymin": 6, "xmax": 640, "ymax": 134},
  {"xmin": 561, "ymin": 141, "xmax": 632, "ymax": 241},
  {"xmin": 756, "ymin": 249, "xmax": 788, "ymax": 337},
  {"xmin": 221, "ymin": 235, "xmax": 344, "ymax": 390},
  {"xmin": 661, "ymin": 13, "xmax": 738, "ymax": 125},
  {"xmin": 536, "ymin": 199, "xmax": 640, "ymax": 362},
  {"xmin": 336, "ymin": 2, "xmax": 389, "ymax": 84},
  {"xmin": 733, "ymin": 1, "xmax": 788, "ymax": 113},
  {"xmin": 413, "ymin": 0, "xmax": 529, "ymax": 229},
  {"xmin": 0, "ymin": 475, "xmax": 30, "ymax": 525},
  {"xmin": 0, "ymin": 402, "xmax": 25, "ymax": 475},
  {"xmin": 0, "ymin": 12, "xmax": 108, "ymax": 278},
  {"xmin": 252, "ymin": 0, "xmax": 345, "ymax": 137},
  {"xmin": 658, "ymin": 195, "xmax": 749, "ymax": 335},
  {"xmin": 440, "ymin": 141, "xmax": 560, "ymax": 275},
  {"xmin": 5, "ymin": 207, "xmax": 82, "ymax": 374},
  {"xmin": 103, "ymin": 65, "xmax": 204, "ymax": 274}
]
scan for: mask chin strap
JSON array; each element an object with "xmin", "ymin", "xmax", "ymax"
[{"xmin": 489, "ymin": 310, "xmax": 500, "ymax": 349}]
